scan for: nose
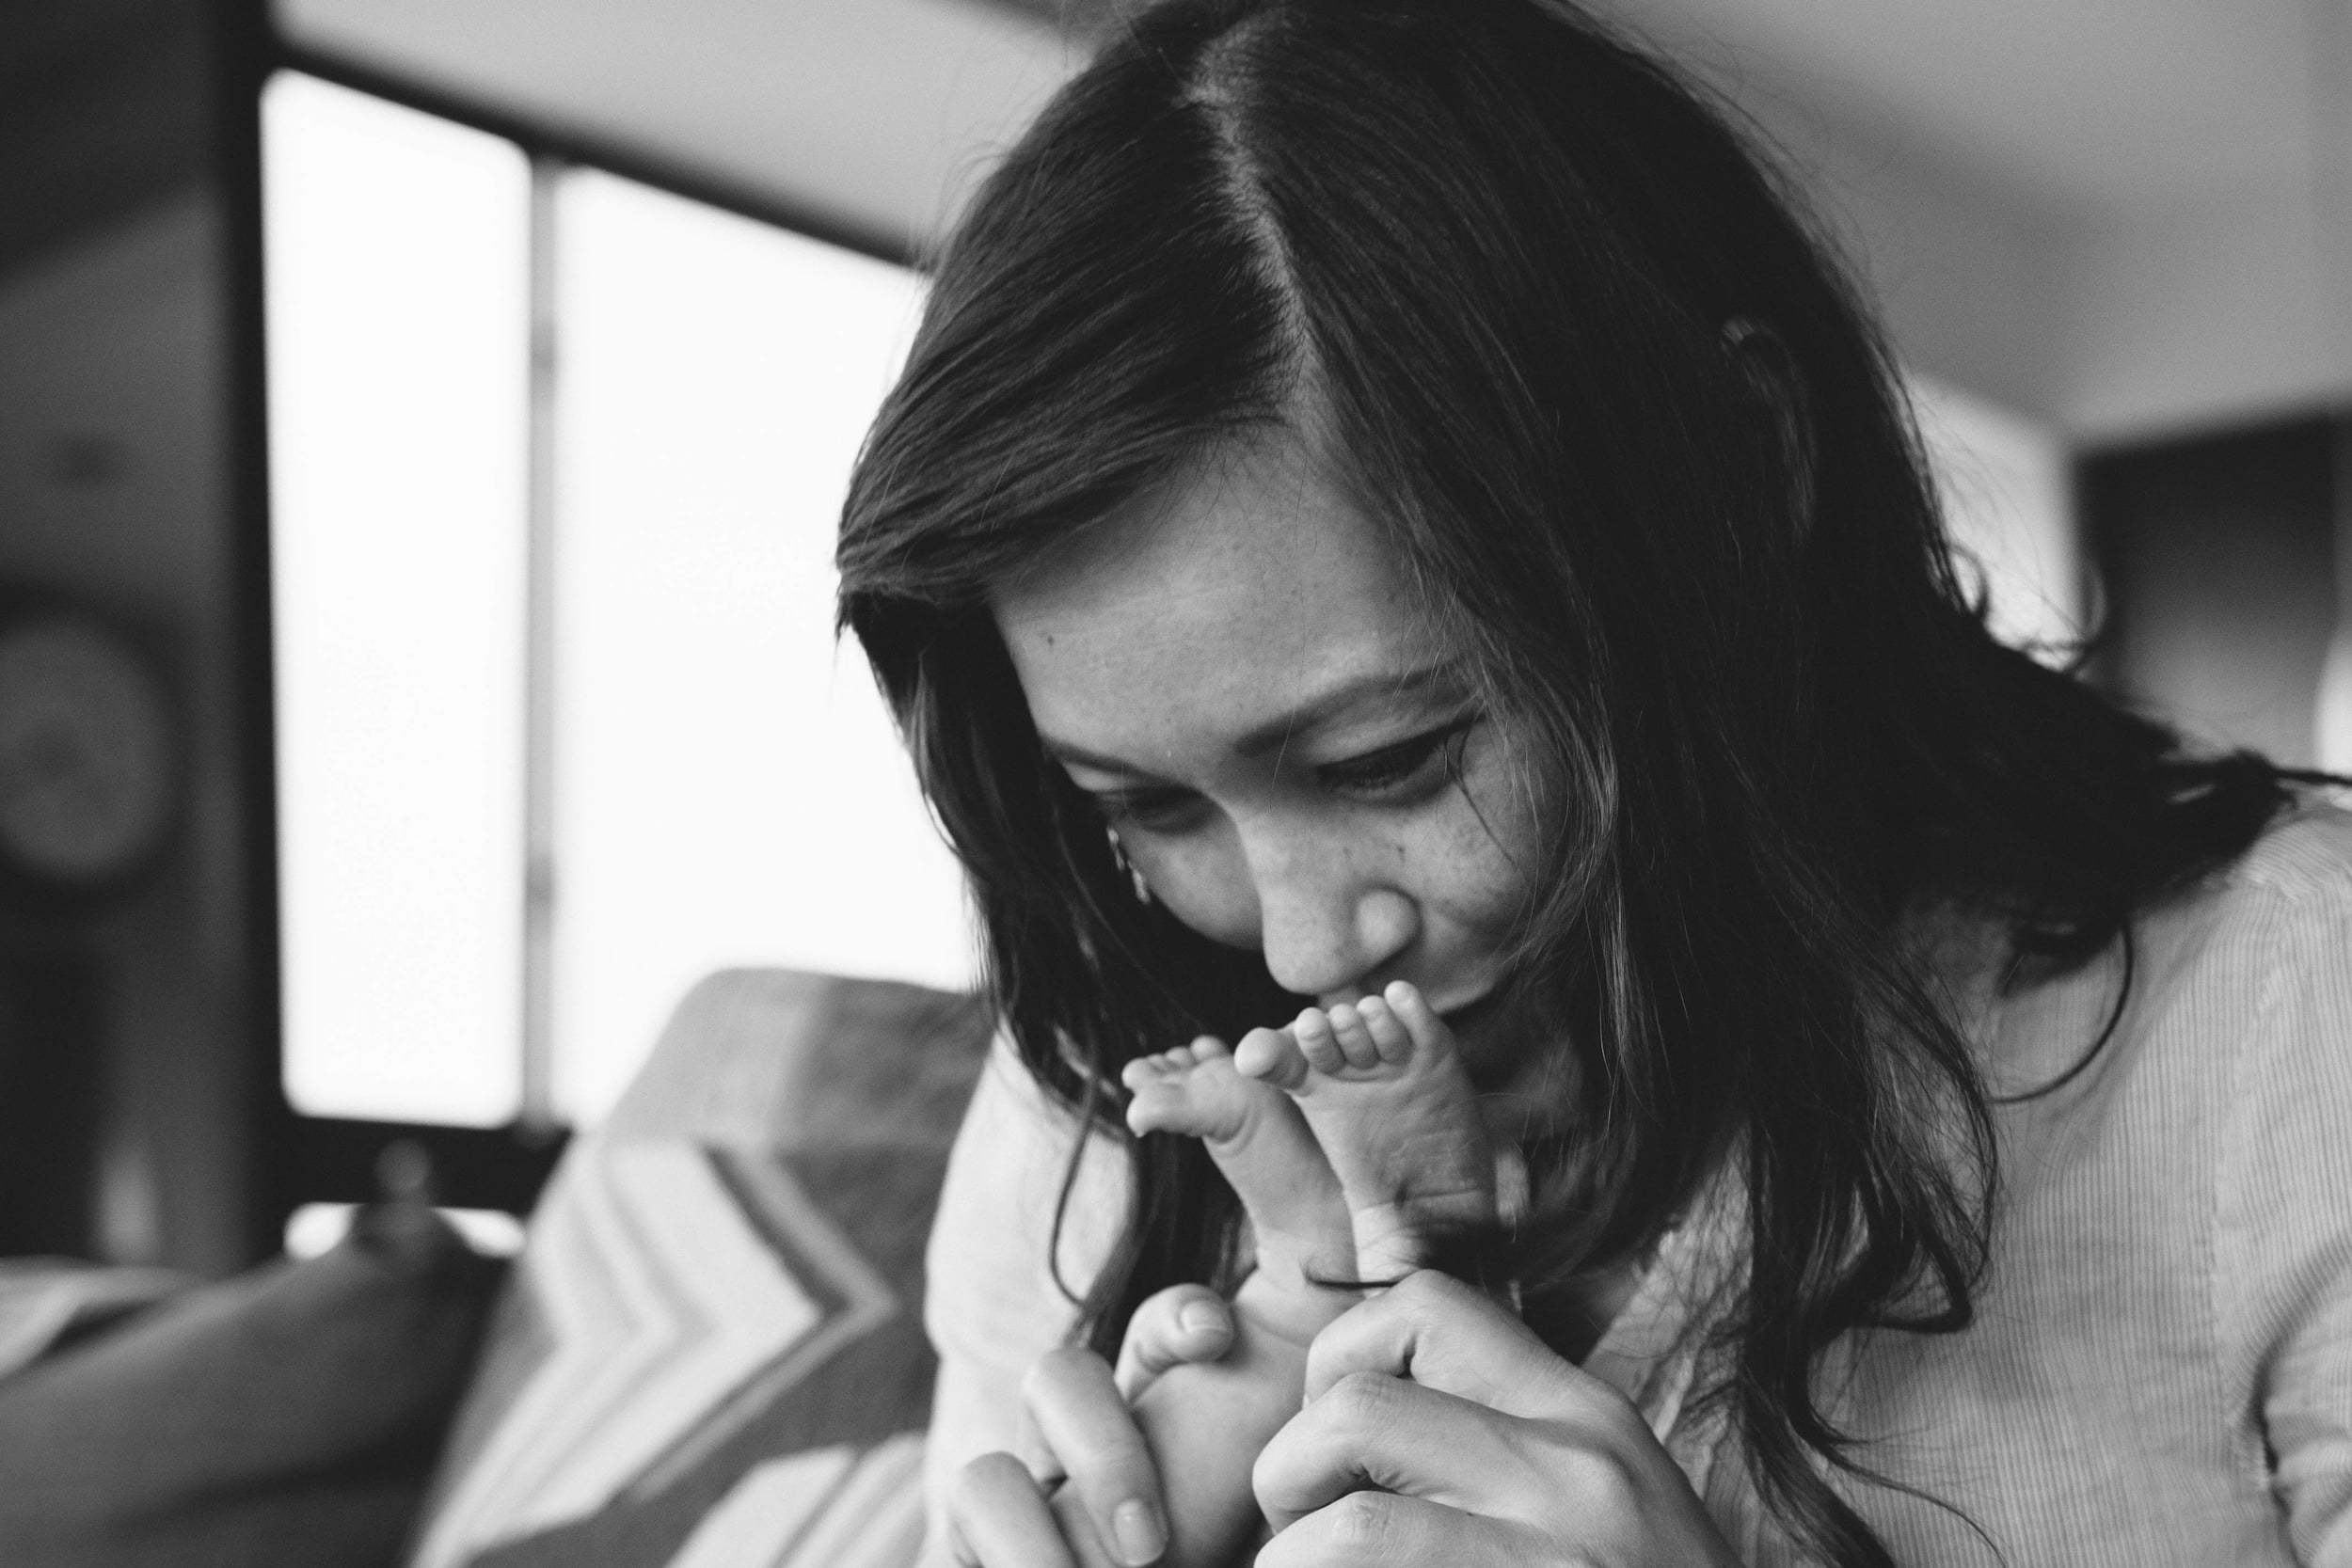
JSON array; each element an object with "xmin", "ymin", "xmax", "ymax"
[{"xmin": 1244, "ymin": 824, "xmax": 1420, "ymax": 1000}]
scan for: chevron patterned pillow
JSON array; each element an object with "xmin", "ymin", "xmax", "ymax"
[{"xmin": 405, "ymin": 970, "xmax": 993, "ymax": 1568}]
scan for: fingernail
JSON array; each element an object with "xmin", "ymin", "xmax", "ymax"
[
  {"xmin": 1180, "ymin": 1299, "xmax": 1227, "ymax": 1338},
  {"xmin": 1113, "ymin": 1498, "xmax": 1166, "ymax": 1565}
]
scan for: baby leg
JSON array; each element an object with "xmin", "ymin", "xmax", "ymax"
[
  {"xmin": 1233, "ymin": 981, "xmax": 1498, "ymax": 1280},
  {"xmin": 1122, "ymin": 1035, "xmax": 1353, "ymax": 1316}
]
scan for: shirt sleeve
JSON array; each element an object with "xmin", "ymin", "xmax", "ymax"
[
  {"xmin": 917, "ymin": 1036, "xmax": 1130, "ymax": 1567},
  {"xmin": 2218, "ymin": 886, "xmax": 2352, "ymax": 1565}
]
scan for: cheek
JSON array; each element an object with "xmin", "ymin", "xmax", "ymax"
[
  {"xmin": 1417, "ymin": 794, "xmax": 1542, "ymax": 937},
  {"xmin": 1130, "ymin": 823, "xmax": 1262, "ymax": 949},
  {"xmin": 1422, "ymin": 746, "xmax": 1549, "ymax": 935}
]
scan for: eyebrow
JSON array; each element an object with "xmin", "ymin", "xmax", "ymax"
[{"xmin": 1041, "ymin": 661, "xmax": 1470, "ymax": 778}]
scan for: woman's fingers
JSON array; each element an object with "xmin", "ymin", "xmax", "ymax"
[
  {"xmin": 985, "ymin": 1305, "xmax": 1232, "ymax": 1568},
  {"xmin": 1252, "ymin": 1370, "xmax": 1546, "ymax": 1531},
  {"xmin": 1254, "ymin": 1276, "xmax": 1745, "ymax": 1567},
  {"xmin": 1303, "ymin": 1269, "xmax": 1591, "ymax": 1419},
  {"xmin": 1112, "ymin": 1283, "xmax": 1234, "ymax": 1400},
  {"xmin": 1018, "ymin": 1347, "xmax": 1170, "ymax": 1566},
  {"xmin": 1252, "ymin": 1489, "xmax": 1525, "ymax": 1568},
  {"xmin": 1261, "ymin": 1300, "xmax": 1747, "ymax": 1567},
  {"xmin": 950, "ymin": 1451, "xmax": 1078, "ymax": 1568}
]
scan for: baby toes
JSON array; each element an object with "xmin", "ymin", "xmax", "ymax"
[
  {"xmin": 1384, "ymin": 980, "xmax": 1455, "ymax": 1061},
  {"xmin": 1325, "ymin": 1003, "xmax": 1380, "ymax": 1069},
  {"xmin": 1185, "ymin": 1033, "xmax": 1232, "ymax": 1064},
  {"xmin": 1357, "ymin": 994, "xmax": 1412, "ymax": 1064},
  {"xmin": 1293, "ymin": 1007, "xmax": 1346, "ymax": 1074},
  {"xmin": 1233, "ymin": 1024, "xmax": 1311, "ymax": 1090},
  {"xmin": 1123, "ymin": 1078, "xmax": 1185, "ymax": 1135}
]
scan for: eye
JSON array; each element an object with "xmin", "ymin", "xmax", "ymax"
[
  {"xmin": 1093, "ymin": 785, "xmax": 1209, "ymax": 834},
  {"xmin": 1316, "ymin": 714, "xmax": 1479, "ymax": 800}
]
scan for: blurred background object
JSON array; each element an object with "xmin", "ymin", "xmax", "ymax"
[{"xmin": 0, "ymin": 0, "xmax": 2344, "ymax": 1271}]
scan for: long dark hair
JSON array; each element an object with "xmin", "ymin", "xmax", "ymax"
[{"xmin": 836, "ymin": 1, "xmax": 2299, "ymax": 1560}]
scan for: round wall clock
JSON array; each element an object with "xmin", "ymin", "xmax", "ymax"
[{"xmin": 0, "ymin": 614, "xmax": 178, "ymax": 896}]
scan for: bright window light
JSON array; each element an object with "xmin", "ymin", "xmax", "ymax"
[
  {"xmin": 2320, "ymin": 634, "xmax": 2352, "ymax": 774},
  {"xmin": 1911, "ymin": 372, "xmax": 2080, "ymax": 660},
  {"xmin": 285, "ymin": 1201, "xmax": 527, "ymax": 1259},
  {"xmin": 551, "ymin": 171, "xmax": 969, "ymax": 1125},
  {"xmin": 264, "ymin": 73, "xmax": 531, "ymax": 1126}
]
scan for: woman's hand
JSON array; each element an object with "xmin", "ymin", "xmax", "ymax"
[
  {"xmin": 1251, "ymin": 1271, "xmax": 1743, "ymax": 1567},
  {"xmin": 948, "ymin": 1284, "xmax": 1238, "ymax": 1568}
]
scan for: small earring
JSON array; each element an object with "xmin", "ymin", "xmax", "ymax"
[{"xmin": 1105, "ymin": 828, "xmax": 1152, "ymax": 906}]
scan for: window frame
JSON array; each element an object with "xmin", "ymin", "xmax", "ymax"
[{"xmin": 223, "ymin": 20, "xmax": 924, "ymax": 1248}]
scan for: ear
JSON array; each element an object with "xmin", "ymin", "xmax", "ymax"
[{"xmin": 1722, "ymin": 317, "xmax": 1816, "ymax": 546}]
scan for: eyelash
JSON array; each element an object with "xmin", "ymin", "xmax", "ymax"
[
  {"xmin": 1092, "ymin": 714, "xmax": 1480, "ymax": 833},
  {"xmin": 1320, "ymin": 715, "xmax": 1477, "ymax": 793}
]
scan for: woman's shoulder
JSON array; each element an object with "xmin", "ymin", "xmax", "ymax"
[
  {"xmin": 2188, "ymin": 794, "xmax": 2352, "ymax": 1110},
  {"xmin": 2053, "ymin": 796, "xmax": 2352, "ymax": 1174},
  {"xmin": 2147, "ymin": 796, "xmax": 2352, "ymax": 1025},
  {"xmin": 2216, "ymin": 794, "xmax": 2352, "ymax": 912},
  {"xmin": 1979, "ymin": 796, "xmax": 2352, "ymax": 1107},
  {"xmin": 2112, "ymin": 795, "xmax": 2352, "ymax": 1000},
  {"xmin": 2185, "ymin": 800, "xmax": 2352, "ymax": 1542}
]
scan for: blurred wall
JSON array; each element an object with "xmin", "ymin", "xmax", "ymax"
[
  {"xmin": 2084, "ymin": 417, "xmax": 2346, "ymax": 769},
  {"xmin": 0, "ymin": 5, "xmax": 258, "ymax": 1275}
]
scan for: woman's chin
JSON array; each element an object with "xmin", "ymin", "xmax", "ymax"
[{"xmin": 1440, "ymin": 988, "xmax": 1530, "ymax": 1076}]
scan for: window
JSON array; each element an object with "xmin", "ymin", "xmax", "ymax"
[
  {"xmin": 264, "ymin": 75, "xmax": 531, "ymax": 1128},
  {"xmin": 263, "ymin": 73, "xmax": 969, "ymax": 1166},
  {"xmin": 549, "ymin": 172, "xmax": 965, "ymax": 1123},
  {"xmin": 1911, "ymin": 372, "xmax": 2081, "ymax": 658}
]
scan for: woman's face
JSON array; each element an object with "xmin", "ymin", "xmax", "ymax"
[{"xmin": 993, "ymin": 440, "xmax": 1552, "ymax": 1077}]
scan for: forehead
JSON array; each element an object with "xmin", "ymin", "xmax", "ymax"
[{"xmin": 991, "ymin": 442, "xmax": 1443, "ymax": 761}]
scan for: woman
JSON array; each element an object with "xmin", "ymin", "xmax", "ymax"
[{"xmin": 835, "ymin": 0, "xmax": 2352, "ymax": 1562}]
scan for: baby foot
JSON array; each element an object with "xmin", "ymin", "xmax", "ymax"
[
  {"xmin": 1232, "ymin": 981, "xmax": 1497, "ymax": 1280},
  {"xmin": 1122, "ymin": 1036, "xmax": 1354, "ymax": 1318},
  {"xmin": 1123, "ymin": 1038, "xmax": 1357, "ymax": 1568}
]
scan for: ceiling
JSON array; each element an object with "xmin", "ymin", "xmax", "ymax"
[
  {"xmin": 1593, "ymin": 0, "xmax": 2325, "ymax": 218},
  {"xmin": 274, "ymin": 0, "xmax": 2352, "ymax": 440},
  {"xmin": 0, "ymin": 0, "xmax": 212, "ymax": 280},
  {"xmin": 276, "ymin": 0, "xmax": 1080, "ymax": 259}
]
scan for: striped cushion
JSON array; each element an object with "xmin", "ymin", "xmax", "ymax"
[{"xmin": 407, "ymin": 971, "xmax": 990, "ymax": 1568}]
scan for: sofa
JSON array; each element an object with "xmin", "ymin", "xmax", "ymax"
[{"xmin": 0, "ymin": 969, "xmax": 994, "ymax": 1568}]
